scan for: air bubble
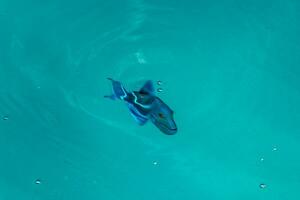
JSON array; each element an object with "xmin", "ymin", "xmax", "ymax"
[
  {"xmin": 153, "ymin": 161, "xmax": 158, "ymax": 165},
  {"xmin": 2, "ymin": 116, "xmax": 8, "ymax": 120},
  {"xmin": 35, "ymin": 179, "xmax": 41, "ymax": 185},
  {"xmin": 259, "ymin": 183, "xmax": 266, "ymax": 189},
  {"xmin": 157, "ymin": 80, "xmax": 162, "ymax": 85},
  {"xmin": 157, "ymin": 88, "xmax": 163, "ymax": 93},
  {"xmin": 272, "ymin": 147, "xmax": 278, "ymax": 151}
]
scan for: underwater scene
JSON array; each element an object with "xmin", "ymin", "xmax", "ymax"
[{"xmin": 1, "ymin": 0, "xmax": 300, "ymax": 199}]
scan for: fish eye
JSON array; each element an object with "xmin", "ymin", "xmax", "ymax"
[{"xmin": 158, "ymin": 113, "xmax": 165, "ymax": 119}]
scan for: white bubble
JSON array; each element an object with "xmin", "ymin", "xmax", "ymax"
[
  {"xmin": 260, "ymin": 158, "xmax": 264, "ymax": 162},
  {"xmin": 157, "ymin": 80, "xmax": 162, "ymax": 85},
  {"xmin": 35, "ymin": 179, "xmax": 41, "ymax": 185},
  {"xmin": 2, "ymin": 116, "xmax": 8, "ymax": 120},
  {"xmin": 157, "ymin": 88, "xmax": 163, "ymax": 93},
  {"xmin": 153, "ymin": 161, "xmax": 158, "ymax": 165},
  {"xmin": 272, "ymin": 147, "xmax": 278, "ymax": 151},
  {"xmin": 259, "ymin": 183, "xmax": 266, "ymax": 189}
]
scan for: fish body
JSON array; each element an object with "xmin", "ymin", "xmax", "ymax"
[{"xmin": 105, "ymin": 78, "xmax": 177, "ymax": 135}]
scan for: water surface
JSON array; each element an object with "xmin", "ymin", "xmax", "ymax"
[{"xmin": 1, "ymin": 0, "xmax": 300, "ymax": 199}]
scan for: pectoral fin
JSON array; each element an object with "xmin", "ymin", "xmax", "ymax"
[{"xmin": 127, "ymin": 104, "xmax": 148, "ymax": 125}]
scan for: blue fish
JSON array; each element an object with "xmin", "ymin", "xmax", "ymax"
[{"xmin": 105, "ymin": 78, "xmax": 177, "ymax": 135}]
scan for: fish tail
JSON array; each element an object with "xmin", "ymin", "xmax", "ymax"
[
  {"xmin": 104, "ymin": 94, "xmax": 117, "ymax": 100},
  {"xmin": 106, "ymin": 78, "xmax": 128, "ymax": 100}
]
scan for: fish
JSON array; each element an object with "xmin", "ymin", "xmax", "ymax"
[{"xmin": 105, "ymin": 78, "xmax": 177, "ymax": 135}]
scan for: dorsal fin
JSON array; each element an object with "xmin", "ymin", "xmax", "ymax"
[{"xmin": 139, "ymin": 80, "xmax": 155, "ymax": 95}]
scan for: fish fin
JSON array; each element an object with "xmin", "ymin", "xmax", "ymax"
[
  {"xmin": 139, "ymin": 80, "xmax": 155, "ymax": 95},
  {"xmin": 104, "ymin": 94, "xmax": 117, "ymax": 100},
  {"xmin": 127, "ymin": 104, "xmax": 148, "ymax": 125},
  {"xmin": 134, "ymin": 116, "xmax": 148, "ymax": 125},
  {"xmin": 106, "ymin": 78, "xmax": 128, "ymax": 100}
]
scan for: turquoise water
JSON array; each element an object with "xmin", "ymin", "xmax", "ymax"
[{"xmin": 1, "ymin": 0, "xmax": 300, "ymax": 199}]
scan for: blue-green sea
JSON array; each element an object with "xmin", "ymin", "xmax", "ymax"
[{"xmin": 1, "ymin": 0, "xmax": 300, "ymax": 199}]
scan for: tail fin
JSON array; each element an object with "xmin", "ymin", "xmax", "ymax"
[
  {"xmin": 104, "ymin": 94, "xmax": 117, "ymax": 100},
  {"xmin": 106, "ymin": 78, "xmax": 128, "ymax": 100}
]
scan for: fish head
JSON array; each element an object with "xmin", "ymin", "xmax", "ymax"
[{"xmin": 150, "ymin": 98, "xmax": 177, "ymax": 135}]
